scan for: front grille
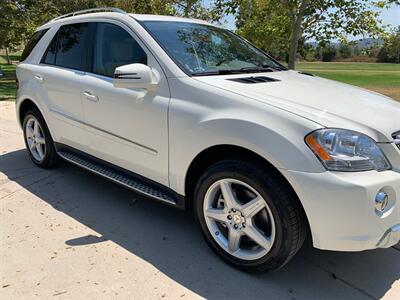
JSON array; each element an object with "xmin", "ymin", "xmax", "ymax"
[{"xmin": 393, "ymin": 131, "xmax": 400, "ymax": 150}]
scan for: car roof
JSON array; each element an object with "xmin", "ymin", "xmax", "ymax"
[
  {"xmin": 130, "ymin": 14, "xmax": 212, "ymax": 26},
  {"xmin": 38, "ymin": 11, "xmax": 216, "ymax": 30}
]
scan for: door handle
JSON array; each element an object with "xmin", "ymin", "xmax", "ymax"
[
  {"xmin": 34, "ymin": 74, "xmax": 44, "ymax": 83},
  {"xmin": 83, "ymin": 91, "xmax": 99, "ymax": 102}
]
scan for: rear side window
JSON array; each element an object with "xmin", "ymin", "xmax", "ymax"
[
  {"xmin": 56, "ymin": 23, "xmax": 89, "ymax": 70},
  {"xmin": 42, "ymin": 23, "xmax": 89, "ymax": 71},
  {"xmin": 92, "ymin": 22, "xmax": 147, "ymax": 77},
  {"xmin": 20, "ymin": 29, "xmax": 48, "ymax": 62},
  {"xmin": 43, "ymin": 33, "xmax": 57, "ymax": 65}
]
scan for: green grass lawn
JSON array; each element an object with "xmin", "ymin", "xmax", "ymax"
[
  {"xmin": 0, "ymin": 51, "xmax": 21, "ymax": 101},
  {"xmin": 297, "ymin": 62, "xmax": 400, "ymax": 100},
  {"xmin": 0, "ymin": 61, "xmax": 17, "ymax": 101}
]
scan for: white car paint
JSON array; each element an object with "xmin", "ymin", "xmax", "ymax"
[
  {"xmin": 16, "ymin": 12, "xmax": 400, "ymax": 252},
  {"xmin": 194, "ymin": 71, "xmax": 400, "ymax": 142}
]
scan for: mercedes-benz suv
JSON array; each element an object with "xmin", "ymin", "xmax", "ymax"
[{"xmin": 16, "ymin": 8, "xmax": 400, "ymax": 272}]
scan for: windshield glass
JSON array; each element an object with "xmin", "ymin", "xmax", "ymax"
[{"xmin": 141, "ymin": 21, "xmax": 284, "ymax": 75}]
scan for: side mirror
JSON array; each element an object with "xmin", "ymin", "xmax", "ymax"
[{"xmin": 113, "ymin": 63, "xmax": 159, "ymax": 90}]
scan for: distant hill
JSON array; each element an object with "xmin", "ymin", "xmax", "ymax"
[
  {"xmin": 307, "ymin": 38, "xmax": 383, "ymax": 49},
  {"xmin": 354, "ymin": 38, "xmax": 383, "ymax": 48}
]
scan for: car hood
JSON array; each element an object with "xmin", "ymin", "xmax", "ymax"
[{"xmin": 194, "ymin": 70, "xmax": 400, "ymax": 142}]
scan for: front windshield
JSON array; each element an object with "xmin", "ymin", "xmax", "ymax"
[{"xmin": 141, "ymin": 21, "xmax": 284, "ymax": 75}]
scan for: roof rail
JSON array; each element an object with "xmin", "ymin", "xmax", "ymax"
[{"xmin": 51, "ymin": 7, "xmax": 126, "ymax": 22}]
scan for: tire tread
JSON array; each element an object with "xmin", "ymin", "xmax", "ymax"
[{"xmin": 194, "ymin": 158, "xmax": 307, "ymax": 272}]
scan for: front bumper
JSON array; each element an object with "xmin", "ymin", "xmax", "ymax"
[
  {"xmin": 281, "ymin": 169, "xmax": 400, "ymax": 251},
  {"xmin": 376, "ymin": 224, "xmax": 400, "ymax": 248}
]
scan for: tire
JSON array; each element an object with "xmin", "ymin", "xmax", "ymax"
[
  {"xmin": 23, "ymin": 108, "xmax": 59, "ymax": 168},
  {"xmin": 194, "ymin": 159, "xmax": 307, "ymax": 272}
]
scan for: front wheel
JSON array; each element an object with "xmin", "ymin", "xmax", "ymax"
[{"xmin": 194, "ymin": 159, "xmax": 307, "ymax": 272}]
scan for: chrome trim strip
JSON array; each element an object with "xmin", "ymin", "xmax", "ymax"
[
  {"xmin": 49, "ymin": 108, "xmax": 158, "ymax": 155},
  {"xmin": 58, "ymin": 151, "xmax": 176, "ymax": 205},
  {"xmin": 394, "ymin": 137, "xmax": 400, "ymax": 150},
  {"xmin": 376, "ymin": 224, "xmax": 400, "ymax": 248},
  {"xmin": 392, "ymin": 132, "xmax": 400, "ymax": 142}
]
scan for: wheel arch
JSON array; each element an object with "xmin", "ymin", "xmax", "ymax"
[
  {"xmin": 184, "ymin": 144, "xmax": 310, "ymax": 231},
  {"xmin": 18, "ymin": 98, "xmax": 42, "ymax": 127}
]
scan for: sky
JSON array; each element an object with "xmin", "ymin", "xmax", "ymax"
[
  {"xmin": 380, "ymin": 4, "xmax": 400, "ymax": 29},
  {"xmin": 214, "ymin": 2, "xmax": 400, "ymax": 32}
]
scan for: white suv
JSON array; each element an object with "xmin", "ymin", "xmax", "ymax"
[{"xmin": 16, "ymin": 8, "xmax": 400, "ymax": 272}]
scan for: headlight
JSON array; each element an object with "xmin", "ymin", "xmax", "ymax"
[{"xmin": 305, "ymin": 129, "xmax": 391, "ymax": 172}]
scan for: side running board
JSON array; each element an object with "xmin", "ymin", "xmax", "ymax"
[{"xmin": 57, "ymin": 150, "xmax": 177, "ymax": 206}]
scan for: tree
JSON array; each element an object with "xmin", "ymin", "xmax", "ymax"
[
  {"xmin": 233, "ymin": 1, "xmax": 291, "ymax": 60},
  {"xmin": 0, "ymin": 0, "xmax": 219, "ymax": 62},
  {"xmin": 338, "ymin": 43, "xmax": 352, "ymax": 59},
  {"xmin": 217, "ymin": 0, "xmax": 383, "ymax": 69},
  {"xmin": 377, "ymin": 27, "xmax": 400, "ymax": 63},
  {"xmin": 320, "ymin": 44, "xmax": 337, "ymax": 62},
  {"xmin": 172, "ymin": 0, "xmax": 221, "ymax": 20},
  {"xmin": 376, "ymin": 0, "xmax": 400, "ymax": 6},
  {"xmin": 0, "ymin": 0, "xmax": 119, "ymax": 62},
  {"xmin": 0, "ymin": 1, "xmax": 29, "ymax": 63}
]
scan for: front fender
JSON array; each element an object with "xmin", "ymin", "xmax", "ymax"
[{"xmin": 168, "ymin": 99, "xmax": 325, "ymax": 195}]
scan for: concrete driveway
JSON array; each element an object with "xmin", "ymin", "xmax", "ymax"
[{"xmin": 1, "ymin": 101, "xmax": 399, "ymax": 299}]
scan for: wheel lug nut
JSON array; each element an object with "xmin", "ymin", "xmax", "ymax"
[
  {"xmin": 234, "ymin": 224, "xmax": 238, "ymax": 229},
  {"xmin": 227, "ymin": 215, "xmax": 232, "ymax": 220}
]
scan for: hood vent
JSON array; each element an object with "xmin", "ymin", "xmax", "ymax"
[{"xmin": 227, "ymin": 76, "xmax": 280, "ymax": 84}]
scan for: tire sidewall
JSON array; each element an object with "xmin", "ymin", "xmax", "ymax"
[
  {"xmin": 23, "ymin": 110, "xmax": 55, "ymax": 167},
  {"xmin": 194, "ymin": 161, "xmax": 296, "ymax": 272}
]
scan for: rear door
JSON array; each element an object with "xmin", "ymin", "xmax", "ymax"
[{"xmin": 38, "ymin": 22, "xmax": 91, "ymax": 148}]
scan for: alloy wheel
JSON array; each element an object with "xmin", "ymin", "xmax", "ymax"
[
  {"xmin": 203, "ymin": 178, "xmax": 276, "ymax": 260},
  {"xmin": 25, "ymin": 117, "xmax": 46, "ymax": 162}
]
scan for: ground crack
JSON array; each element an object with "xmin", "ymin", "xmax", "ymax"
[{"xmin": 303, "ymin": 257, "xmax": 377, "ymax": 300}]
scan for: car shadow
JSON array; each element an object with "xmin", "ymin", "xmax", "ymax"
[{"xmin": 1, "ymin": 149, "xmax": 399, "ymax": 300}]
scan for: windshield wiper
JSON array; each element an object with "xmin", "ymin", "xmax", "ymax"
[
  {"xmin": 239, "ymin": 66, "xmax": 276, "ymax": 73},
  {"xmin": 192, "ymin": 69, "xmax": 245, "ymax": 76},
  {"xmin": 192, "ymin": 65, "xmax": 286, "ymax": 76},
  {"xmin": 263, "ymin": 64, "xmax": 287, "ymax": 71}
]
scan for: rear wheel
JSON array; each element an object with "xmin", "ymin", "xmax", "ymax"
[
  {"xmin": 23, "ymin": 108, "xmax": 59, "ymax": 168},
  {"xmin": 194, "ymin": 159, "xmax": 307, "ymax": 272}
]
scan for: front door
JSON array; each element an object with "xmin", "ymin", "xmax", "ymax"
[{"xmin": 80, "ymin": 21, "xmax": 170, "ymax": 186}]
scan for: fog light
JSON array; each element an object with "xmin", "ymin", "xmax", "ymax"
[{"xmin": 375, "ymin": 192, "xmax": 389, "ymax": 212}]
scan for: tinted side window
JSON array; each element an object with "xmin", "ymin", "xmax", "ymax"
[
  {"xmin": 55, "ymin": 23, "xmax": 89, "ymax": 71},
  {"xmin": 93, "ymin": 23, "xmax": 147, "ymax": 77},
  {"xmin": 42, "ymin": 32, "xmax": 57, "ymax": 65},
  {"xmin": 20, "ymin": 29, "xmax": 48, "ymax": 62}
]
